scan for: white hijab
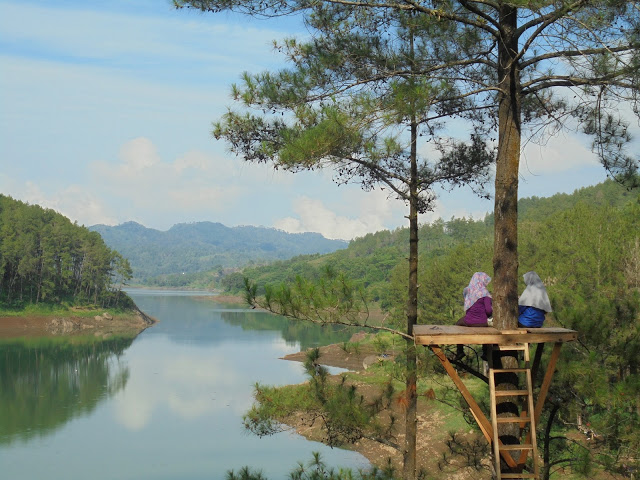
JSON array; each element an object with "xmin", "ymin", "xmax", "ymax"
[{"xmin": 518, "ymin": 271, "xmax": 552, "ymax": 312}]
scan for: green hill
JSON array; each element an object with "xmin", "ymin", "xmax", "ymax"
[
  {"xmin": 90, "ymin": 221, "xmax": 347, "ymax": 285},
  {"xmin": 230, "ymin": 179, "xmax": 639, "ymax": 313}
]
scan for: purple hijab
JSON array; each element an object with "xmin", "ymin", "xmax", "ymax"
[{"xmin": 464, "ymin": 272, "xmax": 492, "ymax": 311}]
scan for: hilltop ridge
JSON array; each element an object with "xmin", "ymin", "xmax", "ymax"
[{"xmin": 89, "ymin": 221, "xmax": 347, "ymax": 284}]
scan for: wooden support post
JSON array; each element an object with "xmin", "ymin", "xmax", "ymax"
[
  {"xmin": 531, "ymin": 343, "xmax": 545, "ymax": 386},
  {"xmin": 534, "ymin": 342, "xmax": 562, "ymax": 424}
]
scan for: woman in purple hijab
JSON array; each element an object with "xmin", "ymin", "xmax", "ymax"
[
  {"xmin": 456, "ymin": 272, "xmax": 493, "ymax": 327},
  {"xmin": 452, "ymin": 272, "xmax": 492, "ymax": 360}
]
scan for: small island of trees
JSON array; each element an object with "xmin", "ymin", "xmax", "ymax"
[{"xmin": 0, "ymin": 194, "xmax": 133, "ymax": 310}]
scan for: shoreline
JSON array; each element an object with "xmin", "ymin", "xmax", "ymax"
[
  {"xmin": 0, "ymin": 308, "xmax": 157, "ymax": 339},
  {"xmin": 278, "ymin": 341, "xmax": 489, "ymax": 479}
]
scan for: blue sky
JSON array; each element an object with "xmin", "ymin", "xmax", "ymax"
[{"xmin": 0, "ymin": 0, "xmax": 617, "ymax": 240}]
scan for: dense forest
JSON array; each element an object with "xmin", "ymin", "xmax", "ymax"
[
  {"xmin": 226, "ymin": 179, "xmax": 640, "ymax": 477},
  {"xmin": 0, "ymin": 195, "xmax": 132, "ymax": 309},
  {"xmin": 226, "ymin": 179, "xmax": 637, "ymax": 307},
  {"xmin": 90, "ymin": 221, "xmax": 347, "ymax": 285}
]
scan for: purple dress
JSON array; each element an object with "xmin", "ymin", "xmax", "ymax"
[{"xmin": 457, "ymin": 297, "xmax": 492, "ymax": 326}]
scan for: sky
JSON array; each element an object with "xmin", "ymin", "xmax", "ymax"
[{"xmin": 0, "ymin": 0, "xmax": 619, "ymax": 241}]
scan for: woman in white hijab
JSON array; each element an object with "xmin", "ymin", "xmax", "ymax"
[{"xmin": 518, "ymin": 271, "xmax": 552, "ymax": 328}]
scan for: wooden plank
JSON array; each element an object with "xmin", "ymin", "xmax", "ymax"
[
  {"xmin": 430, "ymin": 345, "xmax": 518, "ymax": 468},
  {"xmin": 489, "ymin": 367, "xmax": 502, "ymax": 478},
  {"xmin": 495, "ymin": 390, "xmax": 529, "ymax": 396},
  {"xmin": 534, "ymin": 343, "xmax": 562, "ymax": 424},
  {"xmin": 496, "ymin": 416, "xmax": 531, "ymax": 423},
  {"xmin": 501, "ymin": 444, "xmax": 534, "ymax": 451},
  {"xmin": 431, "ymin": 346, "xmax": 493, "ymax": 441},
  {"xmin": 413, "ymin": 325, "xmax": 577, "ymax": 346},
  {"xmin": 526, "ymin": 367, "xmax": 540, "ymax": 478}
]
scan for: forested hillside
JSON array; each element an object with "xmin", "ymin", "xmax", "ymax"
[
  {"xmin": 229, "ymin": 179, "xmax": 638, "ymax": 311},
  {"xmin": 0, "ymin": 195, "xmax": 132, "ymax": 309},
  {"xmin": 90, "ymin": 221, "xmax": 347, "ymax": 285}
]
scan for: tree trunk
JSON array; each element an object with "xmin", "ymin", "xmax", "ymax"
[
  {"xmin": 403, "ymin": 116, "xmax": 419, "ymax": 480},
  {"xmin": 542, "ymin": 403, "xmax": 561, "ymax": 480},
  {"xmin": 493, "ymin": 4, "xmax": 521, "ymax": 331},
  {"xmin": 493, "ymin": 6, "xmax": 522, "ymax": 478}
]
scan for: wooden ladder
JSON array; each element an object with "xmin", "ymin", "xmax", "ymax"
[{"xmin": 489, "ymin": 343, "xmax": 539, "ymax": 480}]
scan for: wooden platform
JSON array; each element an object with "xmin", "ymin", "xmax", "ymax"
[
  {"xmin": 415, "ymin": 325, "xmax": 578, "ymax": 477},
  {"xmin": 414, "ymin": 325, "xmax": 577, "ymax": 346}
]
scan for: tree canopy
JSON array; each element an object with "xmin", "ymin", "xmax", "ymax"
[{"xmin": 0, "ymin": 195, "xmax": 132, "ymax": 308}]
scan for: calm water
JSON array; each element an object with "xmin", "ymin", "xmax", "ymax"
[{"xmin": 0, "ymin": 289, "xmax": 369, "ymax": 479}]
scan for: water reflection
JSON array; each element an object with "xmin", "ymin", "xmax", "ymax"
[
  {"xmin": 219, "ymin": 309, "xmax": 358, "ymax": 350},
  {"xmin": 0, "ymin": 292, "xmax": 369, "ymax": 479},
  {"xmin": 131, "ymin": 292, "xmax": 359, "ymax": 350},
  {"xmin": 0, "ymin": 336, "xmax": 132, "ymax": 444}
]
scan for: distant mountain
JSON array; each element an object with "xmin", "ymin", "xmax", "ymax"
[{"xmin": 89, "ymin": 221, "xmax": 347, "ymax": 282}]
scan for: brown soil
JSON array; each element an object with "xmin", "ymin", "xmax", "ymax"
[
  {"xmin": 204, "ymin": 294, "xmax": 247, "ymax": 304},
  {"xmin": 280, "ymin": 333, "xmax": 491, "ymax": 479},
  {"xmin": 0, "ymin": 309, "xmax": 156, "ymax": 339}
]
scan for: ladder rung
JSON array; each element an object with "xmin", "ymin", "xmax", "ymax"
[
  {"xmin": 495, "ymin": 389, "xmax": 530, "ymax": 396},
  {"xmin": 491, "ymin": 368, "xmax": 528, "ymax": 373},
  {"xmin": 496, "ymin": 416, "xmax": 531, "ymax": 423},
  {"xmin": 499, "ymin": 443, "xmax": 534, "ymax": 451},
  {"xmin": 496, "ymin": 344, "xmax": 527, "ymax": 351},
  {"xmin": 501, "ymin": 474, "xmax": 537, "ymax": 479}
]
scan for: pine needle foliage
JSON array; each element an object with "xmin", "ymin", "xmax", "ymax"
[{"xmin": 244, "ymin": 348, "xmax": 398, "ymax": 449}]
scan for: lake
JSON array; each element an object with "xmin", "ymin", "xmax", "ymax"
[{"xmin": 0, "ymin": 289, "xmax": 370, "ymax": 479}]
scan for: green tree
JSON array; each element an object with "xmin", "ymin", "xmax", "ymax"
[
  {"xmin": 0, "ymin": 195, "xmax": 132, "ymax": 309},
  {"xmin": 226, "ymin": 451, "xmax": 396, "ymax": 480}
]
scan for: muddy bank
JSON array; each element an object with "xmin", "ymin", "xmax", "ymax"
[
  {"xmin": 0, "ymin": 308, "xmax": 156, "ymax": 339},
  {"xmin": 205, "ymin": 293, "xmax": 246, "ymax": 304},
  {"xmin": 281, "ymin": 332, "xmax": 385, "ymax": 371}
]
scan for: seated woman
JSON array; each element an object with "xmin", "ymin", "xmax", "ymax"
[
  {"xmin": 453, "ymin": 272, "xmax": 492, "ymax": 360},
  {"xmin": 518, "ymin": 271, "xmax": 552, "ymax": 328},
  {"xmin": 456, "ymin": 272, "xmax": 492, "ymax": 327}
]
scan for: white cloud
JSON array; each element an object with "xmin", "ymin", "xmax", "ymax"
[
  {"xmin": 91, "ymin": 138, "xmax": 229, "ymax": 203},
  {"xmin": 275, "ymin": 197, "xmax": 372, "ymax": 240},
  {"xmin": 113, "ymin": 350, "xmax": 248, "ymax": 431},
  {"xmin": 168, "ymin": 187, "xmax": 231, "ymax": 209},
  {"xmin": 0, "ymin": 177, "xmax": 118, "ymax": 227},
  {"xmin": 118, "ymin": 137, "xmax": 161, "ymax": 173},
  {"xmin": 521, "ymin": 133, "xmax": 599, "ymax": 175},
  {"xmin": 86, "ymin": 137, "xmax": 297, "ymax": 222},
  {"xmin": 274, "ymin": 189, "xmax": 407, "ymax": 240},
  {"xmin": 174, "ymin": 151, "xmax": 213, "ymax": 174},
  {"xmin": 0, "ymin": 2, "xmax": 287, "ymax": 75}
]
